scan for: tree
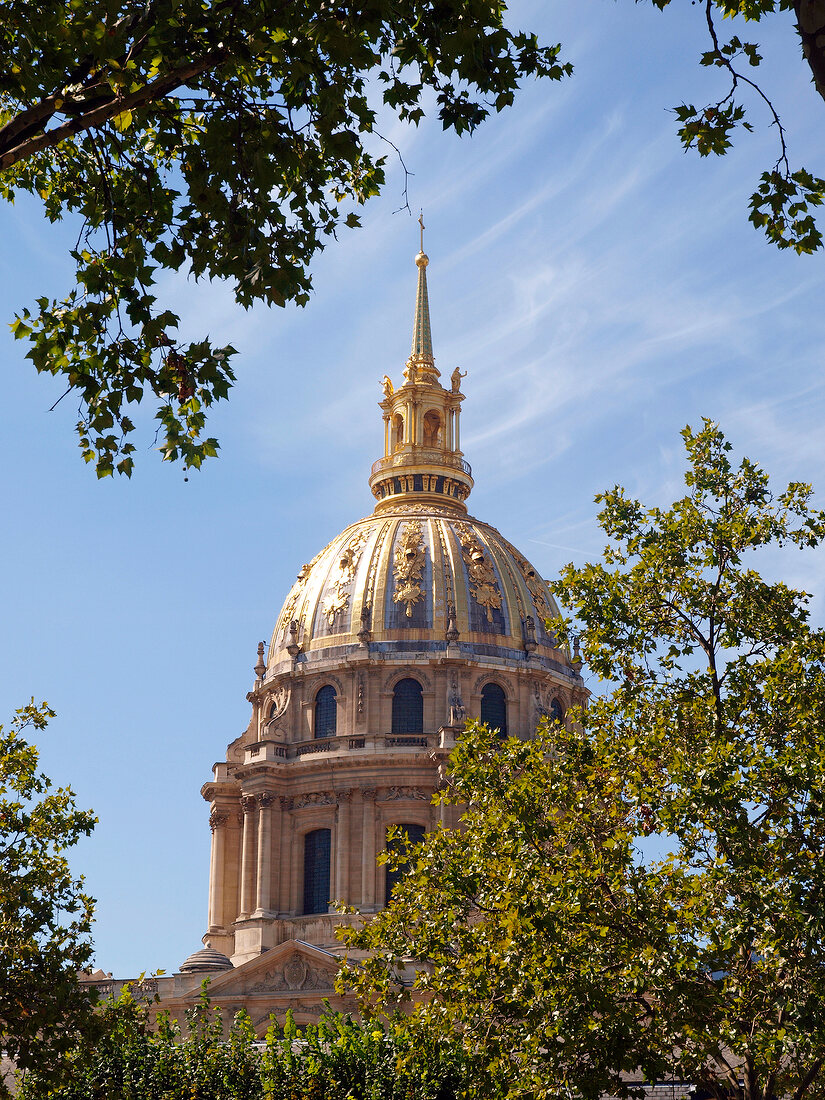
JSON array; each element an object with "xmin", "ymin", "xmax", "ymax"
[
  {"xmin": 2, "ymin": 7, "xmax": 823, "ymax": 479},
  {"xmin": 0, "ymin": 0, "xmax": 568, "ymax": 478},
  {"xmin": 0, "ymin": 701, "xmax": 98, "ymax": 1098},
  {"xmin": 17, "ymin": 983, "xmax": 473, "ymax": 1099},
  {"xmin": 340, "ymin": 422, "xmax": 825, "ymax": 1100},
  {"xmin": 647, "ymin": 2, "xmax": 825, "ymax": 254}
]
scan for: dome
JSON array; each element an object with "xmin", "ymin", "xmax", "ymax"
[
  {"xmin": 265, "ymin": 233, "xmax": 568, "ymax": 680},
  {"xmin": 200, "ymin": 235, "xmax": 585, "ymax": 974},
  {"xmin": 267, "ymin": 506, "xmax": 563, "ymax": 674},
  {"xmin": 179, "ymin": 946, "xmax": 234, "ymax": 973}
]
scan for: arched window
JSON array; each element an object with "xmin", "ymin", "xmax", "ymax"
[
  {"xmin": 392, "ymin": 413, "xmax": 404, "ymax": 451},
  {"xmin": 392, "ymin": 678, "xmax": 423, "ymax": 734},
  {"xmin": 314, "ymin": 685, "xmax": 337, "ymax": 738},
  {"xmin": 303, "ymin": 829, "xmax": 331, "ymax": 915},
  {"xmin": 549, "ymin": 697, "xmax": 564, "ymax": 725},
  {"xmin": 480, "ymin": 682, "xmax": 508, "ymax": 736},
  {"xmin": 385, "ymin": 823, "xmax": 426, "ymax": 906},
  {"xmin": 423, "ymin": 410, "xmax": 441, "ymax": 448}
]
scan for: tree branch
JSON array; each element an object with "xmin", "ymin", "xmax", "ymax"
[{"xmin": 0, "ymin": 51, "xmax": 229, "ymax": 172}]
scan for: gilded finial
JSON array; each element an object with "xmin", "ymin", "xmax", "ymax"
[{"xmin": 418, "ymin": 211, "xmax": 425, "ymax": 256}]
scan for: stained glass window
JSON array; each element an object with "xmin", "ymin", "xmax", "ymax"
[
  {"xmin": 481, "ymin": 682, "xmax": 507, "ymax": 736},
  {"xmin": 303, "ymin": 829, "xmax": 331, "ymax": 915},
  {"xmin": 550, "ymin": 697, "xmax": 564, "ymax": 724},
  {"xmin": 314, "ymin": 685, "xmax": 337, "ymax": 738},
  {"xmin": 392, "ymin": 678, "xmax": 423, "ymax": 733},
  {"xmin": 385, "ymin": 823, "xmax": 426, "ymax": 906}
]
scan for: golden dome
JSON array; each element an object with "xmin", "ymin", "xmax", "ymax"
[
  {"xmin": 267, "ymin": 505, "xmax": 564, "ymax": 673},
  {"xmin": 266, "ymin": 239, "xmax": 569, "ymax": 678}
]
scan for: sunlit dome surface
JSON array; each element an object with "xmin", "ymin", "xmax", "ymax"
[{"xmin": 267, "ymin": 506, "xmax": 565, "ymax": 673}]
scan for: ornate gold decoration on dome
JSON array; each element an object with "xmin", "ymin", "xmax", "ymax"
[
  {"xmin": 277, "ymin": 546, "xmax": 325, "ymax": 637},
  {"xmin": 322, "ymin": 529, "xmax": 368, "ymax": 627},
  {"xmin": 516, "ymin": 555, "xmax": 554, "ymax": 622},
  {"xmin": 454, "ymin": 522, "xmax": 502, "ymax": 623},
  {"xmin": 279, "ymin": 588, "xmax": 301, "ymax": 634},
  {"xmin": 385, "ymin": 502, "xmax": 464, "ymax": 517},
  {"xmin": 392, "ymin": 520, "xmax": 427, "ymax": 617},
  {"xmin": 297, "ymin": 548, "xmax": 324, "ymax": 583}
]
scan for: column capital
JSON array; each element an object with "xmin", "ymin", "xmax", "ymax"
[{"xmin": 209, "ymin": 809, "xmax": 229, "ymax": 832}]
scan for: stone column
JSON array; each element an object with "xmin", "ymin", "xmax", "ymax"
[
  {"xmin": 239, "ymin": 794, "xmax": 257, "ymax": 918},
  {"xmin": 270, "ymin": 794, "xmax": 283, "ymax": 912},
  {"xmin": 289, "ymin": 811, "xmax": 302, "ymax": 915},
  {"xmin": 454, "ymin": 407, "xmax": 460, "ymax": 452},
  {"xmin": 280, "ymin": 797, "xmax": 293, "ymax": 915},
  {"xmin": 383, "ymin": 414, "xmax": 390, "ymax": 457},
  {"xmin": 360, "ymin": 789, "xmax": 377, "ymax": 909},
  {"xmin": 208, "ymin": 808, "xmax": 229, "ymax": 930},
  {"xmin": 335, "ymin": 791, "xmax": 352, "ymax": 903},
  {"xmin": 255, "ymin": 792, "xmax": 274, "ymax": 915}
]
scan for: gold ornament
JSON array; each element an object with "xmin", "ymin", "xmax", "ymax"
[
  {"xmin": 392, "ymin": 521, "xmax": 427, "ymax": 618},
  {"xmin": 322, "ymin": 530, "xmax": 368, "ymax": 627},
  {"xmin": 516, "ymin": 555, "xmax": 553, "ymax": 621},
  {"xmin": 455, "ymin": 524, "xmax": 502, "ymax": 623}
]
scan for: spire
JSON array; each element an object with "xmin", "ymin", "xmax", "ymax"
[
  {"xmin": 368, "ymin": 226, "xmax": 473, "ymax": 512},
  {"xmin": 408, "ymin": 214, "xmax": 437, "ymax": 378}
]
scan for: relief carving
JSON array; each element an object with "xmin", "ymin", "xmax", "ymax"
[
  {"xmin": 454, "ymin": 524, "xmax": 502, "ymax": 623},
  {"xmin": 247, "ymin": 955, "xmax": 334, "ymax": 994},
  {"xmin": 532, "ymin": 683, "xmax": 566, "ymax": 724},
  {"xmin": 379, "ymin": 786, "xmax": 428, "ymax": 801},
  {"xmin": 392, "ymin": 521, "xmax": 427, "ymax": 618},
  {"xmin": 516, "ymin": 555, "xmax": 553, "ymax": 622},
  {"xmin": 448, "ymin": 678, "xmax": 466, "ymax": 726},
  {"xmin": 267, "ymin": 683, "xmax": 290, "ymax": 720},
  {"xmin": 322, "ymin": 530, "xmax": 368, "ymax": 627},
  {"xmin": 295, "ymin": 791, "xmax": 335, "ymax": 809}
]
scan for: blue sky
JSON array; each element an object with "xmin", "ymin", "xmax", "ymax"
[{"xmin": 1, "ymin": 0, "xmax": 823, "ymax": 977}]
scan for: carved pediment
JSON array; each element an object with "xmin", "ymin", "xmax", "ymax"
[
  {"xmin": 247, "ymin": 953, "xmax": 335, "ymax": 994},
  {"xmin": 190, "ymin": 940, "xmax": 341, "ymax": 1002}
]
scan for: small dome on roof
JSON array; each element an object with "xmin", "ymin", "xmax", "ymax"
[{"xmin": 179, "ymin": 946, "xmax": 233, "ymax": 973}]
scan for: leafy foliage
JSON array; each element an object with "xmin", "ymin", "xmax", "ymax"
[
  {"xmin": 18, "ymin": 984, "xmax": 472, "ymax": 1099},
  {"xmin": 0, "ymin": 0, "xmax": 569, "ymax": 476},
  {"xmin": 342, "ymin": 422, "xmax": 825, "ymax": 1100},
  {"xmin": 0, "ymin": 701, "xmax": 98, "ymax": 1099},
  {"xmin": 647, "ymin": 0, "xmax": 825, "ymax": 254}
]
